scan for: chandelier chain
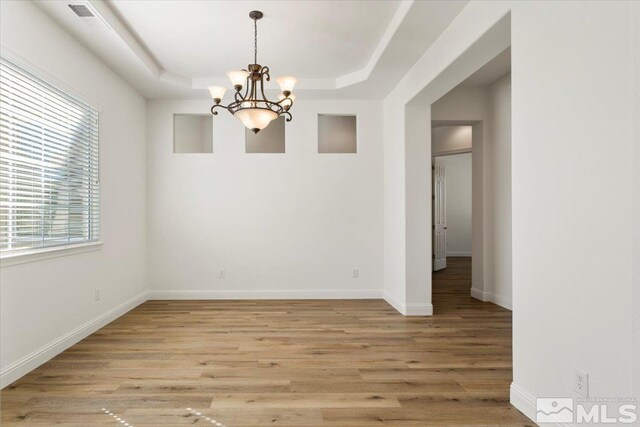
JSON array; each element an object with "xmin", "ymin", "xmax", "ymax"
[{"xmin": 254, "ymin": 17, "xmax": 258, "ymax": 64}]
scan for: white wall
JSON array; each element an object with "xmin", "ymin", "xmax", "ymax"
[
  {"xmin": 146, "ymin": 99, "xmax": 383, "ymax": 298},
  {"xmin": 484, "ymin": 74, "xmax": 511, "ymax": 309},
  {"xmin": 432, "ymin": 126, "xmax": 472, "ymax": 156},
  {"xmin": 439, "ymin": 153, "xmax": 472, "ymax": 257},
  {"xmin": 432, "ymin": 86, "xmax": 491, "ymax": 121},
  {"xmin": 511, "ymin": 0, "xmax": 633, "ymax": 407},
  {"xmin": 383, "ymin": 0, "xmax": 635, "ymax": 421},
  {"xmin": 634, "ymin": 0, "xmax": 640, "ymax": 407},
  {"xmin": 0, "ymin": 0, "xmax": 147, "ymax": 386},
  {"xmin": 403, "ymin": 104, "xmax": 432, "ymax": 315}
]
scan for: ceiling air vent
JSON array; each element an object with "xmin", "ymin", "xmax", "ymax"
[
  {"xmin": 66, "ymin": 2, "xmax": 112, "ymax": 30},
  {"xmin": 68, "ymin": 4, "xmax": 95, "ymax": 18}
]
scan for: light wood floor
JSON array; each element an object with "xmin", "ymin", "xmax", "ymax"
[{"xmin": 2, "ymin": 258, "xmax": 533, "ymax": 426}]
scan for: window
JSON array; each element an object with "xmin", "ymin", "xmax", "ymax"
[
  {"xmin": 0, "ymin": 57, "xmax": 100, "ymax": 256},
  {"xmin": 245, "ymin": 116, "xmax": 285, "ymax": 153},
  {"xmin": 318, "ymin": 114, "xmax": 357, "ymax": 153},
  {"xmin": 173, "ymin": 114, "xmax": 213, "ymax": 153}
]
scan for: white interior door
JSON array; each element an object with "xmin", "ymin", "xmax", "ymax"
[{"xmin": 433, "ymin": 157, "xmax": 447, "ymax": 271}]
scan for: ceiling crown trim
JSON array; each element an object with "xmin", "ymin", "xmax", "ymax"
[
  {"xmin": 88, "ymin": 0, "xmax": 414, "ymax": 92},
  {"xmin": 335, "ymin": 0, "xmax": 413, "ymax": 89}
]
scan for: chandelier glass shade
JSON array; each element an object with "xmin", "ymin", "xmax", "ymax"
[{"xmin": 210, "ymin": 10, "xmax": 296, "ymax": 133}]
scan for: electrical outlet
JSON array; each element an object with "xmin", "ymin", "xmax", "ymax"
[
  {"xmin": 352, "ymin": 268, "xmax": 359, "ymax": 279},
  {"xmin": 574, "ymin": 368, "xmax": 589, "ymax": 397},
  {"xmin": 94, "ymin": 288, "xmax": 100, "ymax": 301},
  {"xmin": 218, "ymin": 269, "xmax": 225, "ymax": 279}
]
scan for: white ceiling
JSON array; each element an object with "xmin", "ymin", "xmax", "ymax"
[
  {"xmin": 110, "ymin": 0, "xmax": 400, "ymax": 80},
  {"xmin": 34, "ymin": 0, "xmax": 469, "ymax": 99}
]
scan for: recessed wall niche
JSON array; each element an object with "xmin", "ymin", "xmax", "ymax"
[
  {"xmin": 173, "ymin": 114, "xmax": 213, "ymax": 153},
  {"xmin": 245, "ymin": 116, "xmax": 286, "ymax": 153},
  {"xmin": 318, "ymin": 114, "xmax": 357, "ymax": 153}
]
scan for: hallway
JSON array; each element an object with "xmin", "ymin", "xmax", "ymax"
[{"xmin": 433, "ymin": 257, "xmax": 493, "ymax": 314}]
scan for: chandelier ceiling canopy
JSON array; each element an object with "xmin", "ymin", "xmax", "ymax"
[{"xmin": 209, "ymin": 10, "xmax": 296, "ymax": 133}]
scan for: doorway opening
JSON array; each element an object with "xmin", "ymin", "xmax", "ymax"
[
  {"xmin": 400, "ymin": 9, "xmax": 514, "ymax": 419},
  {"xmin": 429, "ymin": 47, "xmax": 512, "ymax": 314},
  {"xmin": 432, "ymin": 148, "xmax": 473, "ymax": 313},
  {"xmin": 432, "ymin": 142, "xmax": 472, "ymax": 270}
]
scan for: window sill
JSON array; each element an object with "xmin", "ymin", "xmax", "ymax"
[{"xmin": 0, "ymin": 241, "xmax": 103, "ymax": 268}]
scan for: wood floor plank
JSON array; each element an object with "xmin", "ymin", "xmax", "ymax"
[
  {"xmin": 208, "ymin": 393, "xmax": 402, "ymax": 409},
  {"xmin": 1, "ymin": 257, "xmax": 532, "ymax": 426}
]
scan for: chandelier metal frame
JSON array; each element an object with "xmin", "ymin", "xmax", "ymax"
[{"xmin": 210, "ymin": 10, "xmax": 294, "ymax": 133}]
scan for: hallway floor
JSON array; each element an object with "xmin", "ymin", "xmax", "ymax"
[{"xmin": 2, "ymin": 257, "xmax": 532, "ymax": 426}]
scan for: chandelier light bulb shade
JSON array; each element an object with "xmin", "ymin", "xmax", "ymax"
[
  {"xmin": 276, "ymin": 76, "xmax": 297, "ymax": 94},
  {"xmin": 235, "ymin": 108, "xmax": 278, "ymax": 133},
  {"xmin": 226, "ymin": 70, "xmax": 249, "ymax": 88},
  {"xmin": 210, "ymin": 11, "xmax": 296, "ymax": 133},
  {"xmin": 207, "ymin": 86, "xmax": 227, "ymax": 101}
]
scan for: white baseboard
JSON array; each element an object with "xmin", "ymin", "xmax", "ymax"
[
  {"xmin": 490, "ymin": 292, "xmax": 512, "ymax": 310},
  {"xmin": 405, "ymin": 302, "xmax": 433, "ymax": 316},
  {"xmin": 510, "ymin": 382, "xmax": 538, "ymax": 425},
  {"xmin": 470, "ymin": 288, "xmax": 512, "ymax": 310},
  {"xmin": 471, "ymin": 287, "xmax": 488, "ymax": 301},
  {"xmin": 0, "ymin": 291, "xmax": 147, "ymax": 388},
  {"xmin": 383, "ymin": 291, "xmax": 405, "ymax": 314},
  {"xmin": 510, "ymin": 382, "xmax": 570, "ymax": 427},
  {"xmin": 446, "ymin": 251, "xmax": 472, "ymax": 257},
  {"xmin": 147, "ymin": 289, "xmax": 383, "ymax": 300},
  {"xmin": 382, "ymin": 292, "xmax": 433, "ymax": 316}
]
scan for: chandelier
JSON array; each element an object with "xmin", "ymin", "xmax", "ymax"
[{"xmin": 208, "ymin": 10, "xmax": 296, "ymax": 133}]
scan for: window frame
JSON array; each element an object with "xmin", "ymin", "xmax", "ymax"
[{"xmin": 0, "ymin": 53, "xmax": 103, "ymax": 267}]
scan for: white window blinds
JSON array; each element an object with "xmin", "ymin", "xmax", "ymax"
[{"xmin": 0, "ymin": 57, "xmax": 100, "ymax": 254}]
